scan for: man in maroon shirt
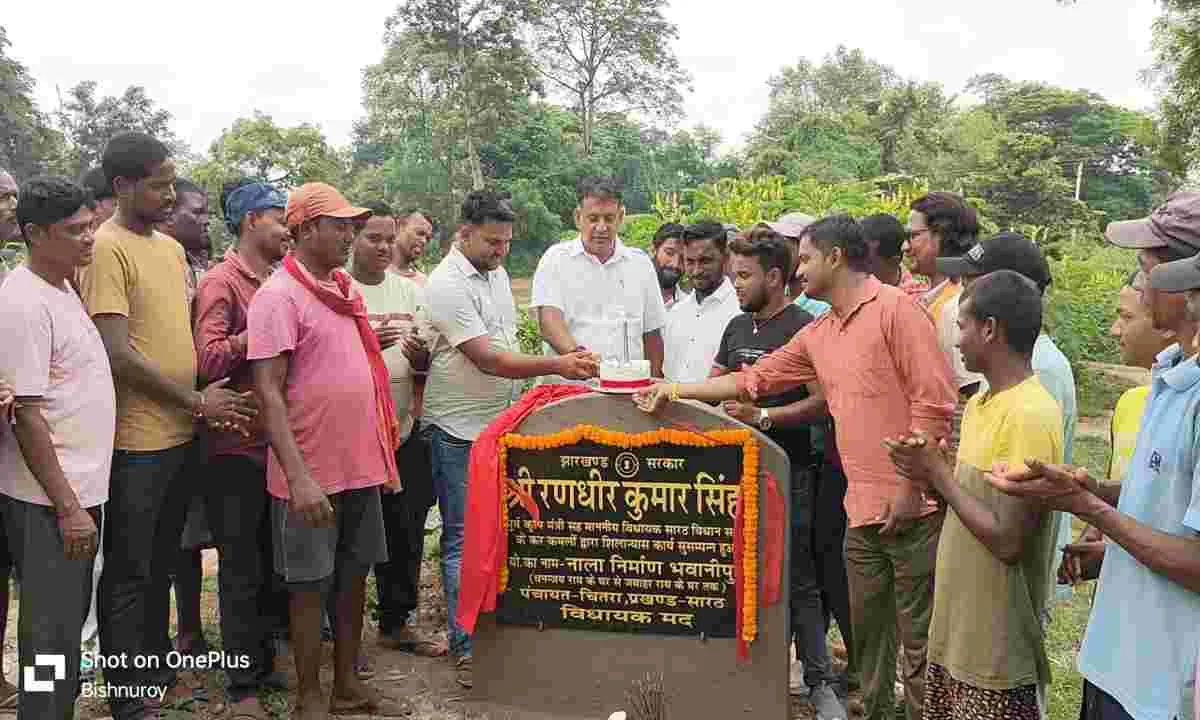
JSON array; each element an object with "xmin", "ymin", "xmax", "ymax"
[{"xmin": 192, "ymin": 182, "xmax": 289, "ymax": 720}]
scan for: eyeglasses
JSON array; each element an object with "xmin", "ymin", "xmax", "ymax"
[{"xmin": 908, "ymin": 227, "xmax": 930, "ymax": 241}]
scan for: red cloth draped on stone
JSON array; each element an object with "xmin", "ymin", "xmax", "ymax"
[
  {"xmin": 735, "ymin": 471, "xmax": 785, "ymax": 661},
  {"xmin": 457, "ymin": 384, "xmax": 592, "ymax": 634},
  {"xmin": 281, "ymin": 254, "xmax": 400, "ymax": 490},
  {"xmin": 455, "ymin": 384, "xmax": 787, "ymax": 657}
]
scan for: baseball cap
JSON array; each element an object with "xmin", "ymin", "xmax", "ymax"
[
  {"xmin": 285, "ymin": 182, "xmax": 370, "ymax": 230},
  {"xmin": 760, "ymin": 211, "xmax": 815, "ymax": 239},
  {"xmin": 935, "ymin": 231, "xmax": 1053, "ymax": 292},
  {"xmin": 1105, "ymin": 192, "xmax": 1200, "ymax": 254},
  {"xmin": 224, "ymin": 182, "xmax": 286, "ymax": 234},
  {"xmin": 1148, "ymin": 252, "xmax": 1200, "ymax": 292}
]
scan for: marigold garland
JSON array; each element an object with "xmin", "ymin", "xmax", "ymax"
[{"xmin": 497, "ymin": 423, "xmax": 761, "ymax": 646}]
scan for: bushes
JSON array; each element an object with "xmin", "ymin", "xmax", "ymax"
[{"xmin": 1043, "ymin": 238, "xmax": 1133, "ymax": 366}]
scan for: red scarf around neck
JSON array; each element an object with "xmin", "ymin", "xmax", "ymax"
[{"xmin": 283, "ymin": 254, "xmax": 400, "ymax": 490}]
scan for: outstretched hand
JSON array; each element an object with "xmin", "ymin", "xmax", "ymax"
[{"xmin": 986, "ymin": 459, "xmax": 1097, "ymax": 516}]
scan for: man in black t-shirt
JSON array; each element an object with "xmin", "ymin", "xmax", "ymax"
[{"xmin": 711, "ymin": 234, "xmax": 845, "ymax": 720}]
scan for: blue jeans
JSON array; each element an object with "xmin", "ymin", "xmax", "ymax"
[{"xmin": 424, "ymin": 424, "xmax": 472, "ymax": 657}]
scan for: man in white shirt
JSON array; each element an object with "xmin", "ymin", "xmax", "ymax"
[
  {"xmin": 531, "ymin": 176, "xmax": 667, "ymax": 377},
  {"xmin": 652, "ymin": 222, "xmax": 688, "ymax": 310},
  {"xmin": 421, "ymin": 190, "xmax": 598, "ymax": 688},
  {"xmin": 664, "ymin": 220, "xmax": 742, "ymax": 383},
  {"xmin": 348, "ymin": 201, "xmax": 445, "ymax": 660}
]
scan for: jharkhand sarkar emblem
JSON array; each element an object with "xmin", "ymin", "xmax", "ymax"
[
  {"xmin": 496, "ymin": 424, "xmax": 760, "ymax": 641},
  {"xmin": 614, "ymin": 451, "xmax": 640, "ymax": 479}
]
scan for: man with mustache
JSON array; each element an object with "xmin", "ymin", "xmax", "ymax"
[
  {"xmin": 79, "ymin": 132, "xmax": 256, "ymax": 720},
  {"xmin": 249, "ymin": 183, "xmax": 406, "ymax": 719},
  {"xmin": 663, "ymin": 220, "xmax": 742, "ymax": 383},
  {"xmin": 711, "ymin": 233, "xmax": 844, "ymax": 720},
  {"xmin": 532, "ymin": 176, "xmax": 667, "ymax": 379},
  {"xmin": 348, "ymin": 201, "xmax": 443, "ymax": 661},
  {"xmin": 651, "ymin": 222, "xmax": 687, "ymax": 309}
]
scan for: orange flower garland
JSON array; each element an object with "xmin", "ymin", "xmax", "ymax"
[{"xmin": 497, "ymin": 423, "xmax": 760, "ymax": 645}]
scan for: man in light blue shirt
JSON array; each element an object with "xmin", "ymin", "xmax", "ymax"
[{"xmin": 990, "ymin": 221, "xmax": 1200, "ymax": 720}]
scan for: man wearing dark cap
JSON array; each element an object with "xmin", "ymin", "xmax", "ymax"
[
  {"xmin": 192, "ymin": 181, "xmax": 290, "ymax": 719},
  {"xmin": 935, "ymin": 232, "xmax": 1078, "ymax": 613},
  {"xmin": 990, "ymin": 231, "xmax": 1200, "ymax": 720},
  {"xmin": 249, "ymin": 182, "xmax": 406, "ymax": 718}
]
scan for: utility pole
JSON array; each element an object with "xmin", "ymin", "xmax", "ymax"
[{"xmin": 1075, "ymin": 161, "xmax": 1084, "ymax": 201}]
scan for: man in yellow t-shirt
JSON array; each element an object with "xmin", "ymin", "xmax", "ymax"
[
  {"xmin": 887, "ymin": 270, "xmax": 1063, "ymax": 720},
  {"xmin": 1058, "ymin": 269, "xmax": 1176, "ymax": 586},
  {"xmin": 78, "ymin": 132, "xmax": 256, "ymax": 719}
]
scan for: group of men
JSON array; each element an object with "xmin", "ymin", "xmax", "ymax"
[
  {"xmin": 634, "ymin": 193, "xmax": 1200, "ymax": 720},
  {"xmin": 0, "ymin": 127, "xmax": 1198, "ymax": 720}
]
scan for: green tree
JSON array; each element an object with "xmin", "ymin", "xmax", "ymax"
[
  {"xmin": 189, "ymin": 112, "xmax": 344, "ymax": 190},
  {"xmin": 527, "ymin": 0, "xmax": 691, "ymax": 156},
  {"xmin": 54, "ymin": 80, "xmax": 184, "ymax": 176},
  {"xmin": 375, "ymin": 0, "xmax": 541, "ymax": 190},
  {"xmin": 747, "ymin": 46, "xmax": 949, "ymax": 180},
  {"xmin": 0, "ymin": 26, "xmax": 69, "ymax": 179}
]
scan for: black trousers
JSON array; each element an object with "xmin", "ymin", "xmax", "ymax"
[
  {"xmin": 374, "ymin": 426, "xmax": 435, "ymax": 634},
  {"xmin": 816, "ymin": 460, "xmax": 853, "ymax": 676},
  {"xmin": 201, "ymin": 453, "xmax": 276, "ymax": 701},
  {"xmin": 2, "ymin": 497, "xmax": 100, "ymax": 720},
  {"xmin": 99, "ymin": 442, "xmax": 193, "ymax": 720}
]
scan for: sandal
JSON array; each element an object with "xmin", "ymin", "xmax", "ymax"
[{"xmin": 330, "ymin": 686, "xmax": 412, "ymax": 717}]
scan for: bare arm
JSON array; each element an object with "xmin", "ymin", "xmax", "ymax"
[
  {"xmin": 11, "ymin": 403, "xmax": 83, "ymax": 516},
  {"xmin": 643, "ymin": 330, "xmax": 664, "ymax": 378},
  {"xmin": 536, "ymin": 306, "xmax": 578, "ymax": 355},
  {"xmin": 926, "ymin": 448, "xmax": 1040, "ymax": 564},
  {"xmin": 11, "ymin": 402, "xmax": 97, "ymax": 558},
  {"xmin": 1081, "ymin": 493, "xmax": 1200, "ymax": 593},
  {"xmin": 458, "ymin": 335, "xmax": 596, "ymax": 380},
  {"xmin": 93, "ymin": 313, "xmax": 196, "ymax": 412}
]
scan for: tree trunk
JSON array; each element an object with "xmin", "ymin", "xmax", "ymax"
[
  {"xmin": 466, "ymin": 130, "xmax": 484, "ymax": 190},
  {"xmin": 583, "ymin": 95, "xmax": 594, "ymax": 157}
]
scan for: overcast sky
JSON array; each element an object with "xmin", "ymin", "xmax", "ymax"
[{"xmin": 3, "ymin": 0, "xmax": 1160, "ymax": 157}]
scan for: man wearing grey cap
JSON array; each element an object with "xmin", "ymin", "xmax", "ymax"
[
  {"xmin": 1106, "ymin": 193, "xmax": 1200, "ymax": 343},
  {"xmin": 990, "ymin": 202, "xmax": 1200, "ymax": 720}
]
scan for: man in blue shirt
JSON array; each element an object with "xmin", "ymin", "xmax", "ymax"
[{"xmin": 990, "ymin": 222, "xmax": 1200, "ymax": 720}]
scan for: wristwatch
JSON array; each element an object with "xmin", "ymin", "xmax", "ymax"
[{"xmin": 757, "ymin": 408, "xmax": 773, "ymax": 431}]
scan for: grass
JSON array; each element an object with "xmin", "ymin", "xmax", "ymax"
[
  {"xmin": 1046, "ymin": 576, "xmax": 1096, "ymax": 720},
  {"xmin": 1076, "ymin": 365, "xmax": 1139, "ymax": 420},
  {"xmin": 1072, "ymin": 434, "xmax": 1111, "ymax": 482}
]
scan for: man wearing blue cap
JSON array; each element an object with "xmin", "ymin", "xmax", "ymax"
[{"xmin": 192, "ymin": 181, "xmax": 290, "ymax": 719}]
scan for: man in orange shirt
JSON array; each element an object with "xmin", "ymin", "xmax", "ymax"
[{"xmin": 637, "ymin": 214, "xmax": 956, "ymax": 720}]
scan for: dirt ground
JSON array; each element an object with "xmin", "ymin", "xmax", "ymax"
[{"xmin": 0, "ymin": 547, "xmax": 856, "ymax": 720}]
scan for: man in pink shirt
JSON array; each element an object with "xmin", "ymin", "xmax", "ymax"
[
  {"xmin": 637, "ymin": 214, "xmax": 956, "ymax": 720},
  {"xmin": 249, "ymin": 182, "xmax": 405, "ymax": 719},
  {"xmin": 0, "ymin": 176, "xmax": 113, "ymax": 720}
]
